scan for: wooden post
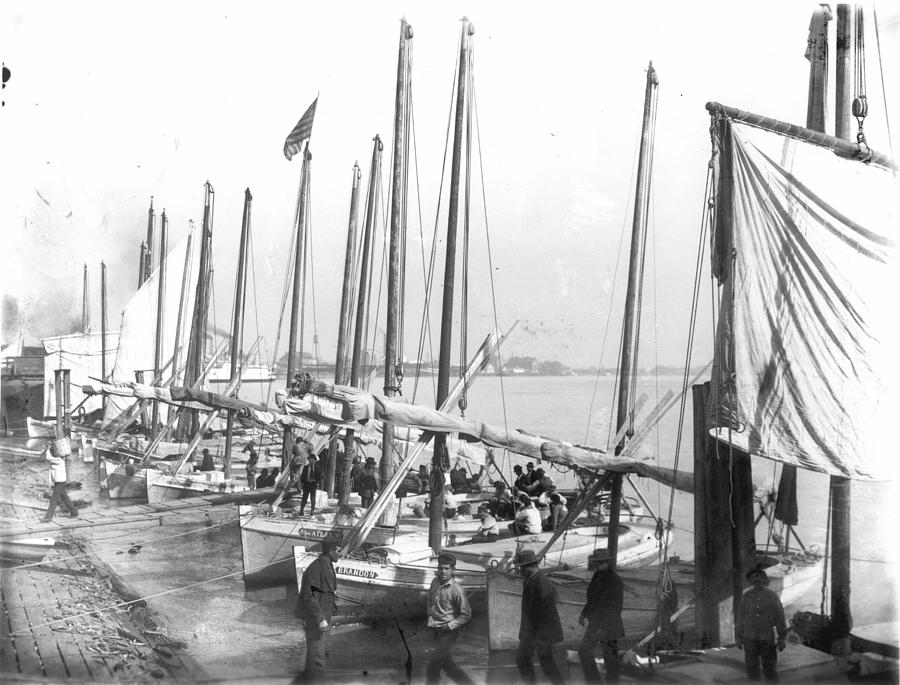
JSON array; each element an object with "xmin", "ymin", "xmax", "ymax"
[
  {"xmin": 431, "ymin": 18, "xmax": 473, "ymax": 552},
  {"xmin": 806, "ymin": 5, "xmax": 831, "ymax": 132},
  {"xmin": 224, "ymin": 189, "xmax": 252, "ymax": 480},
  {"xmin": 830, "ymin": 4, "xmax": 854, "ymax": 654},
  {"xmin": 150, "ymin": 210, "xmax": 168, "ymax": 440},
  {"xmin": 382, "ymin": 19, "xmax": 414, "ymax": 528},
  {"xmin": 608, "ymin": 62, "xmax": 658, "ymax": 567},
  {"xmin": 340, "ymin": 136, "xmax": 383, "ymax": 507},
  {"xmin": 101, "ymin": 261, "xmax": 108, "ymax": 414},
  {"xmin": 283, "ymin": 152, "xmax": 311, "ymax": 471},
  {"xmin": 326, "ymin": 164, "xmax": 361, "ymax": 497}
]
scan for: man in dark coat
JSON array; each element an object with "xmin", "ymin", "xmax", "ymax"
[
  {"xmin": 577, "ymin": 549, "xmax": 625, "ymax": 682},
  {"xmin": 295, "ymin": 541, "xmax": 341, "ymax": 682},
  {"xmin": 242, "ymin": 441, "xmax": 259, "ymax": 488},
  {"xmin": 515, "ymin": 549, "xmax": 565, "ymax": 684},
  {"xmin": 299, "ymin": 454, "xmax": 320, "ymax": 516},
  {"xmin": 736, "ymin": 565, "xmax": 787, "ymax": 682},
  {"xmin": 513, "ymin": 465, "xmax": 530, "ymax": 493}
]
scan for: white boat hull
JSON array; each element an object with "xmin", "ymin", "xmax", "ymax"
[
  {"xmin": 485, "ymin": 547, "xmax": 823, "ymax": 651},
  {"xmin": 239, "ymin": 505, "xmax": 428, "ymax": 586},
  {"xmin": 145, "ymin": 470, "xmax": 249, "ymax": 503}
]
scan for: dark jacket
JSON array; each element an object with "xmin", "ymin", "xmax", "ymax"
[
  {"xmin": 300, "ymin": 463, "xmax": 320, "ymax": 486},
  {"xmin": 519, "ymin": 570, "xmax": 564, "ymax": 644},
  {"xmin": 297, "ymin": 554, "xmax": 337, "ymax": 624},
  {"xmin": 581, "ymin": 567, "xmax": 625, "ymax": 637},
  {"xmin": 736, "ymin": 586, "xmax": 787, "ymax": 643}
]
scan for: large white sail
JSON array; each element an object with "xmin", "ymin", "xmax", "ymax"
[
  {"xmin": 102, "ymin": 233, "xmax": 199, "ymax": 426},
  {"xmin": 42, "ymin": 330, "xmax": 120, "ymax": 417},
  {"xmin": 709, "ymin": 120, "xmax": 898, "ymax": 480}
]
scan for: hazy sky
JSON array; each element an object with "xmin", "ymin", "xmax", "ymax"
[{"xmin": 2, "ymin": 2, "xmax": 898, "ymax": 369}]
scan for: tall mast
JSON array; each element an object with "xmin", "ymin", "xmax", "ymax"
[
  {"xmin": 224, "ymin": 189, "xmax": 253, "ymax": 479},
  {"xmin": 150, "ymin": 210, "xmax": 168, "ymax": 440},
  {"xmin": 82, "ymin": 264, "xmax": 91, "ymax": 333},
  {"xmin": 101, "ymin": 261, "xmax": 108, "ymax": 414},
  {"xmin": 171, "ymin": 224, "xmax": 194, "ymax": 388},
  {"xmin": 339, "ymin": 136, "xmax": 383, "ymax": 506},
  {"xmin": 430, "ymin": 17, "xmax": 474, "ymax": 554},
  {"xmin": 137, "ymin": 242, "xmax": 147, "ymax": 289},
  {"xmin": 178, "ymin": 182, "xmax": 215, "ymax": 440},
  {"xmin": 282, "ymin": 150, "xmax": 312, "ymax": 470},
  {"xmin": 607, "ymin": 62, "xmax": 659, "ymax": 568},
  {"xmin": 806, "ymin": 5, "xmax": 831, "ymax": 132},
  {"xmin": 144, "ymin": 197, "xmax": 155, "ymax": 285},
  {"xmin": 381, "ymin": 18, "xmax": 414, "ymax": 524},
  {"xmin": 830, "ymin": 3, "xmax": 853, "ymax": 655},
  {"xmin": 325, "ymin": 164, "xmax": 362, "ymax": 496}
]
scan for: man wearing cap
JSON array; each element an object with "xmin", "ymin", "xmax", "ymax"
[
  {"xmin": 425, "ymin": 552, "xmax": 473, "ymax": 685},
  {"xmin": 577, "ymin": 549, "xmax": 624, "ymax": 682},
  {"xmin": 296, "ymin": 540, "xmax": 341, "ymax": 682},
  {"xmin": 198, "ymin": 448, "xmax": 215, "ymax": 472},
  {"xmin": 43, "ymin": 442, "xmax": 79, "ymax": 522},
  {"xmin": 736, "ymin": 566, "xmax": 787, "ymax": 682},
  {"xmin": 490, "ymin": 481, "xmax": 515, "ymax": 519},
  {"xmin": 359, "ymin": 457, "xmax": 379, "ymax": 507},
  {"xmin": 509, "ymin": 494, "xmax": 542, "ymax": 535},
  {"xmin": 515, "ymin": 549, "xmax": 565, "ymax": 684},
  {"xmin": 242, "ymin": 441, "xmax": 259, "ymax": 488},
  {"xmin": 299, "ymin": 453, "xmax": 321, "ymax": 516},
  {"xmin": 513, "ymin": 465, "xmax": 529, "ymax": 494}
]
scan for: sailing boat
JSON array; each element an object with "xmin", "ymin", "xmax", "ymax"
[{"xmin": 292, "ymin": 20, "xmax": 663, "ymax": 623}]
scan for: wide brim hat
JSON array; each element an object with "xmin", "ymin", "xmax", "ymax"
[
  {"xmin": 745, "ymin": 564, "xmax": 769, "ymax": 581},
  {"xmin": 514, "ymin": 548, "xmax": 541, "ymax": 567},
  {"xmin": 307, "ymin": 454, "xmax": 318, "ymax": 461},
  {"xmin": 365, "ymin": 457, "xmax": 376, "ymax": 465}
]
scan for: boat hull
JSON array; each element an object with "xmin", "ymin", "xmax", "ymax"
[
  {"xmin": 98, "ymin": 460, "xmax": 148, "ymax": 500},
  {"xmin": 239, "ymin": 506, "xmax": 426, "ymax": 586},
  {"xmin": 293, "ymin": 546, "xmax": 487, "ymax": 622},
  {"xmin": 145, "ymin": 470, "xmax": 248, "ymax": 503},
  {"xmin": 485, "ymin": 548, "xmax": 823, "ymax": 651},
  {"xmin": 0, "ymin": 537, "xmax": 56, "ymax": 564}
]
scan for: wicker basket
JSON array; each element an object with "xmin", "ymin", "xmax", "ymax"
[{"xmin": 50, "ymin": 437, "xmax": 72, "ymax": 458}]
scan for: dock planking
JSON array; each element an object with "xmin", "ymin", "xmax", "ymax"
[{"xmin": 2, "ymin": 572, "xmax": 44, "ymax": 677}]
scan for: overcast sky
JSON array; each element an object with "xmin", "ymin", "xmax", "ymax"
[{"xmin": 2, "ymin": 2, "xmax": 898, "ymax": 369}]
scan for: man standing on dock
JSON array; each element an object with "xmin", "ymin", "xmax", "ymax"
[
  {"xmin": 577, "ymin": 549, "xmax": 624, "ymax": 682},
  {"xmin": 515, "ymin": 549, "xmax": 565, "ymax": 684},
  {"xmin": 242, "ymin": 441, "xmax": 259, "ymax": 488},
  {"xmin": 43, "ymin": 442, "xmax": 78, "ymax": 522},
  {"xmin": 425, "ymin": 552, "xmax": 473, "ymax": 685},
  {"xmin": 298, "ymin": 453, "xmax": 320, "ymax": 516},
  {"xmin": 736, "ymin": 566, "xmax": 787, "ymax": 682},
  {"xmin": 295, "ymin": 540, "xmax": 341, "ymax": 683}
]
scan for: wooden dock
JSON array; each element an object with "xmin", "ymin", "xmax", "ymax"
[
  {"xmin": 1, "ymin": 545, "xmax": 203, "ymax": 680},
  {"xmin": 0, "ymin": 488, "xmax": 275, "ymax": 541}
]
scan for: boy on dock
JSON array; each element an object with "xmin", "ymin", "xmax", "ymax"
[
  {"xmin": 736, "ymin": 566, "xmax": 787, "ymax": 682},
  {"xmin": 42, "ymin": 441, "xmax": 78, "ymax": 522},
  {"xmin": 295, "ymin": 540, "xmax": 341, "ymax": 683},
  {"xmin": 425, "ymin": 552, "xmax": 473, "ymax": 685}
]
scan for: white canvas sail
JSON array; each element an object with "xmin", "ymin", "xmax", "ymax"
[
  {"xmin": 42, "ymin": 331, "xmax": 120, "ymax": 417},
  {"xmin": 709, "ymin": 120, "xmax": 899, "ymax": 480},
  {"xmin": 103, "ymin": 233, "xmax": 199, "ymax": 427}
]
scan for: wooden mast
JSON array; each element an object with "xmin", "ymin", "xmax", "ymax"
[
  {"xmin": 339, "ymin": 136, "xmax": 383, "ymax": 507},
  {"xmin": 806, "ymin": 5, "xmax": 832, "ymax": 132},
  {"xmin": 830, "ymin": 3, "xmax": 853, "ymax": 655},
  {"xmin": 325, "ymin": 163, "xmax": 362, "ymax": 496},
  {"xmin": 607, "ymin": 62, "xmax": 658, "ymax": 567},
  {"xmin": 101, "ymin": 261, "xmax": 108, "ymax": 414},
  {"xmin": 430, "ymin": 17, "xmax": 474, "ymax": 554},
  {"xmin": 143, "ymin": 197, "xmax": 155, "ymax": 285},
  {"xmin": 150, "ymin": 210, "xmax": 168, "ymax": 440},
  {"xmin": 178, "ymin": 182, "xmax": 214, "ymax": 440},
  {"xmin": 381, "ymin": 18, "xmax": 413, "ymax": 526},
  {"xmin": 81, "ymin": 264, "xmax": 91, "ymax": 333},
  {"xmin": 224, "ymin": 189, "xmax": 253, "ymax": 480},
  {"xmin": 282, "ymin": 150, "xmax": 311, "ymax": 471}
]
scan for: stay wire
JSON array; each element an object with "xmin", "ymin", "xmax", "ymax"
[{"xmin": 872, "ymin": 7, "xmax": 896, "ymax": 172}]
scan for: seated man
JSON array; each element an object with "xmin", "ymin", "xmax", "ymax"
[
  {"xmin": 547, "ymin": 492, "xmax": 569, "ymax": 531},
  {"xmin": 472, "ymin": 504, "xmax": 501, "ymax": 541},
  {"xmin": 490, "ymin": 481, "xmax": 516, "ymax": 520},
  {"xmin": 443, "ymin": 487, "xmax": 460, "ymax": 519},
  {"xmin": 525, "ymin": 468, "xmax": 553, "ymax": 497},
  {"xmin": 449, "ymin": 466, "xmax": 468, "ymax": 494},
  {"xmin": 255, "ymin": 468, "xmax": 270, "ymax": 488},
  {"xmin": 509, "ymin": 493, "xmax": 542, "ymax": 535}
]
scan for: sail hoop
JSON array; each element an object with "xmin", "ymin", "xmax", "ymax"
[{"xmin": 705, "ymin": 102, "xmax": 896, "ymax": 172}]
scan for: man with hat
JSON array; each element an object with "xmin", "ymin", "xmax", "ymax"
[
  {"xmin": 242, "ymin": 440, "xmax": 259, "ymax": 488},
  {"xmin": 736, "ymin": 565, "xmax": 787, "ymax": 682},
  {"xmin": 299, "ymin": 452, "xmax": 321, "ymax": 516},
  {"xmin": 577, "ymin": 548, "xmax": 624, "ymax": 682},
  {"xmin": 359, "ymin": 457, "xmax": 379, "ymax": 507},
  {"xmin": 515, "ymin": 548, "xmax": 565, "ymax": 684},
  {"xmin": 295, "ymin": 539, "xmax": 341, "ymax": 682},
  {"xmin": 42, "ymin": 441, "xmax": 79, "ymax": 522},
  {"xmin": 425, "ymin": 552, "xmax": 473, "ymax": 685}
]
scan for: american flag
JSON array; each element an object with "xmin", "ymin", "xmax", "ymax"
[{"xmin": 283, "ymin": 98, "xmax": 318, "ymax": 161}]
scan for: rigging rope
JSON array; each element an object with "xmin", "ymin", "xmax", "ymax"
[
  {"xmin": 852, "ymin": 5, "xmax": 869, "ymax": 147},
  {"xmin": 872, "ymin": 7, "xmax": 895, "ymax": 171}
]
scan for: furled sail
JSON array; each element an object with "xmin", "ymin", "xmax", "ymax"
[
  {"xmin": 103, "ymin": 234, "xmax": 199, "ymax": 427},
  {"xmin": 708, "ymin": 119, "xmax": 898, "ymax": 480}
]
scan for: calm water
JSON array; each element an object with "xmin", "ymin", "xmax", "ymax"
[{"xmin": 16, "ymin": 374, "xmax": 897, "ymax": 681}]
